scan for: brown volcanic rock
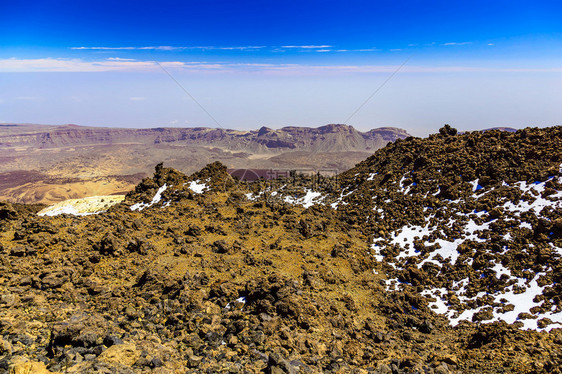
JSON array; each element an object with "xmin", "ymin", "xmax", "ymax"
[
  {"xmin": 1, "ymin": 126, "xmax": 561, "ymax": 373},
  {"xmin": 0, "ymin": 168, "xmax": 397, "ymax": 373},
  {"xmin": 335, "ymin": 125, "xmax": 562, "ymax": 334}
]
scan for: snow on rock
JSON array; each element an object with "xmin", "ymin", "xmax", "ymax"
[
  {"xmin": 422, "ymin": 273, "xmax": 562, "ymax": 331},
  {"xmin": 131, "ymin": 184, "xmax": 168, "ymax": 211},
  {"xmin": 40, "ymin": 205, "xmax": 92, "ymax": 217},
  {"xmin": 367, "ymin": 172, "xmax": 378, "ymax": 181},
  {"xmin": 283, "ymin": 189, "xmax": 324, "ymax": 208},
  {"xmin": 246, "ymin": 186, "xmax": 326, "ymax": 209},
  {"xmin": 187, "ymin": 180, "xmax": 208, "ymax": 194},
  {"xmin": 375, "ymin": 176, "xmax": 562, "ymax": 331}
]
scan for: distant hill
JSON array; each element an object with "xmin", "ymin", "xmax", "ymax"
[
  {"xmin": 0, "ymin": 123, "xmax": 409, "ymax": 203},
  {"xmin": 0, "ymin": 123, "xmax": 408, "ymax": 152}
]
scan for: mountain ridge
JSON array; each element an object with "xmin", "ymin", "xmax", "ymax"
[{"xmin": 0, "ymin": 123, "xmax": 409, "ymax": 153}]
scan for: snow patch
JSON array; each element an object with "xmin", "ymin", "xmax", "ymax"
[
  {"xmin": 284, "ymin": 189, "xmax": 324, "ymax": 208},
  {"xmin": 131, "ymin": 184, "xmax": 168, "ymax": 211},
  {"xmin": 187, "ymin": 180, "xmax": 208, "ymax": 194}
]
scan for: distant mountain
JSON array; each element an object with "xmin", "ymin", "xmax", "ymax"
[
  {"xmin": 0, "ymin": 123, "xmax": 409, "ymax": 203},
  {"xmin": 0, "ymin": 123, "xmax": 409, "ymax": 153}
]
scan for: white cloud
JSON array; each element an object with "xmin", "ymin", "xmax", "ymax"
[
  {"xmin": 107, "ymin": 57, "xmax": 137, "ymax": 61},
  {"xmin": 129, "ymin": 97, "xmax": 146, "ymax": 101},
  {"xmin": 2, "ymin": 57, "xmax": 562, "ymax": 75},
  {"xmin": 15, "ymin": 96, "xmax": 42, "ymax": 100},
  {"xmin": 335, "ymin": 48, "xmax": 379, "ymax": 52},
  {"xmin": 71, "ymin": 46, "xmax": 137, "ymax": 50},
  {"xmin": 71, "ymin": 45, "xmax": 265, "ymax": 51},
  {"xmin": 0, "ymin": 58, "xmax": 179, "ymax": 72},
  {"xmin": 281, "ymin": 45, "xmax": 333, "ymax": 49},
  {"xmin": 71, "ymin": 45, "xmax": 392, "ymax": 53},
  {"xmin": 210, "ymin": 46, "xmax": 265, "ymax": 50},
  {"xmin": 442, "ymin": 42, "xmax": 472, "ymax": 46}
]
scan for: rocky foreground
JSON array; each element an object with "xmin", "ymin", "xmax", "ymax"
[{"xmin": 0, "ymin": 126, "xmax": 561, "ymax": 373}]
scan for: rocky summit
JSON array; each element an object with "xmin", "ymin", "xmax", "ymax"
[{"xmin": 0, "ymin": 126, "xmax": 561, "ymax": 373}]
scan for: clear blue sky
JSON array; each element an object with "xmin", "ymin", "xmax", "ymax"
[{"xmin": 1, "ymin": 0, "xmax": 561, "ymax": 136}]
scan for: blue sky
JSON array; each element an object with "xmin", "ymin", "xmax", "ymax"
[{"xmin": 1, "ymin": 0, "xmax": 561, "ymax": 136}]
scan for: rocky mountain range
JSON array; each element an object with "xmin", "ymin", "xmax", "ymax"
[
  {"xmin": 0, "ymin": 125, "xmax": 560, "ymax": 373},
  {"xmin": 0, "ymin": 123, "xmax": 409, "ymax": 204},
  {"xmin": 0, "ymin": 123, "xmax": 407, "ymax": 152}
]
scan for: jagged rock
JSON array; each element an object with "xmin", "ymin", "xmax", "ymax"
[
  {"xmin": 97, "ymin": 343, "xmax": 140, "ymax": 366},
  {"xmin": 9, "ymin": 357, "xmax": 60, "ymax": 374}
]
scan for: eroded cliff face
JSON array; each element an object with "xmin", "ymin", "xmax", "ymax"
[{"xmin": 0, "ymin": 126, "xmax": 561, "ymax": 373}]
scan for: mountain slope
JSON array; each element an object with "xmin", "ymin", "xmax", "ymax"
[
  {"xmin": 0, "ymin": 127, "xmax": 561, "ymax": 373},
  {"xmin": 334, "ymin": 126, "xmax": 562, "ymax": 331}
]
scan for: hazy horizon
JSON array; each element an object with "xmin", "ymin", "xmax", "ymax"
[{"xmin": 2, "ymin": 0, "xmax": 561, "ymax": 137}]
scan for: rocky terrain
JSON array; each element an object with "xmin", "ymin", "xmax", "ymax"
[
  {"xmin": 0, "ymin": 126, "xmax": 561, "ymax": 373},
  {"xmin": 0, "ymin": 124, "xmax": 409, "ymax": 204}
]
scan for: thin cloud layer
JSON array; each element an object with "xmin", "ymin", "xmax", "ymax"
[
  {"xmin": 69, "ymin": 43, "xmax": 481, "ymax": 53},
  {"xmin": 72, "ymin": 46, "xmax": 265, "ymax": 51},
  {"xmin": 2, "ymin": 57, "xmax": 562, "ymax": 74},
  {"xmin": 72, "ymin": 45, "xmax": 344, "ymax": 52},
  {"xmin": 442, "ymin": 42, "xmax": 473, "ymax": 46},
  {"xmin": 280, "ymin": 45, "xmax": 333, "ymax": 49}
]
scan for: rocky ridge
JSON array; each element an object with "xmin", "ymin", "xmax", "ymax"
[
  {"xmin": 0, "ymin": 123, "xmax": 408, "ymax": 154},
  {"xmin": 0, "ymin": 126, "xmax": 561, "ymax": 373},
  {"xmin": 333, "ymin": 125, "xmax": 562, "ymax": 332}
]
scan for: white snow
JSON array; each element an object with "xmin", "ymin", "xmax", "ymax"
[
  {"xmin": 131, "ymin": 184, "xmax": 168, "ymax": 211},
  {"xmin": 377, "ymin": 175, "xmax": 562, "ymax": 331},
  {"xmin": 421, "ymin": 288, "xmax": 449, "ymax": 314},
  {"xmin": 370, "ymin": 243, "xmax": 385, "ymax": 262},
  {"xmin": 283, "ymin": 189, "xmax": 324, "ymax": 208},
  {"xmin": 491, "ymin": 262, "xmax": 511, "ymax": 278},
  {"xmin": 225, "ymin": 296, "xmax": 247, "ymax": 311},
  {"xmin": 187, "ymin": 180, "xmax": 207, "ymax": 194},
  {"xmin": 551, "ymin": 244, "xmax": 562, "ymax": 257},
  {"xmin": 420, "ymin": 273, "xmax": 562, "ymax": 331}
]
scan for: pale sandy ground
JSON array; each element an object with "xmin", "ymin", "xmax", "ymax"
[
  {"xmin": 0, "ymin": 179, "xmax": 135, "ymax": 205},
  {"xmin": 37, "ymin": 195, "xmax": 126, "ymax": 216}
]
